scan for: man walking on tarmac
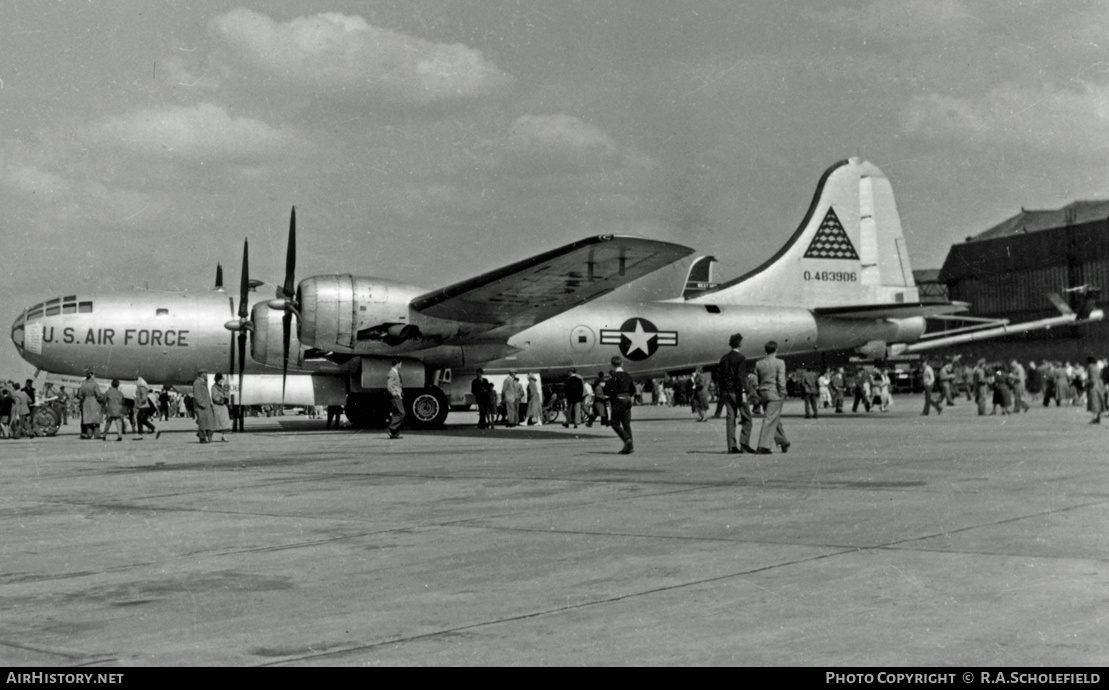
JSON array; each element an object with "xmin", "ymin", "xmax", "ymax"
[
  {"xmin": 387, "ymin": 359, "xmax": 405, "ymax": 439},
  {"xmin": 718, "ymin": 332, "xmax": 755, "ymax": 454},
  {"xmin": 605, "ymin": 356, "xmax": 636, "ymax": 454}
]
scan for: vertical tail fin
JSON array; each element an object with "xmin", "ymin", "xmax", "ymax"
[
  {"xmin": 689, "ymin": 158, "xmax": 919, "ymax": 308},
  {"xmin": 681, "ymin": 255, "xmax": 718, "ymax": 299}
]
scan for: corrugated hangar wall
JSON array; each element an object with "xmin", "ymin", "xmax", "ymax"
[{"xmin": 936, "ymin": 217, "xmax": 1109, "ymax": 364}]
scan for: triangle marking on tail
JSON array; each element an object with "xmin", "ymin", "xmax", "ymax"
[{"xmin": 803, "ymin": 208, "xmax": 859, "ymax": 260}]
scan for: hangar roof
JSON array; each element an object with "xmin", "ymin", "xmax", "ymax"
[{"xmin": 972, "ymin": 200, "xmax": 1109, "ymax": 241}]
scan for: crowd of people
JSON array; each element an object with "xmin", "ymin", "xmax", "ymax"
[
  {"xmin": 0, "ymin": 379, "xmax": 37, "ymax": 439},
  {"xmin": 3, "ymin": 370, "xmax": 242, "ymax": 443},
  {"xmin": 6, "ymin": 345, "xmax": 1106, "ymax": 446},
  {"xmin": 458, "ymin": 342, "xmax": 1109, "ymax": 456}
]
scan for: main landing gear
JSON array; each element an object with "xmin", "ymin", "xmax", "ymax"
[{"xmin": 343, "ymin": 387, "xmax": 449, "ymax": 430}]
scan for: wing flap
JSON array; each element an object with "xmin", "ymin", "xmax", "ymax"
[{"xmin": 412, "ymin": 235, "xmax": 693, "ymax": 329}]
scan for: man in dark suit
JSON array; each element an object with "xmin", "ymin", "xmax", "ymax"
[
  {"xmin": 472, "ymin": 368, "xmax": 490, "ymax": 429},
  {"xmin": 851, "ymin": 367, "xmax": 873, "ymax": 413},
  {"xmin": 718, "ymin": 332, "xmax": 755, "ymax": 454},
  {"xmin": 605, "ymin": 357, "xmax": 636, "ymax": 454},
  {"xmin": 563, "ymin": 368, "xmax": 585, "ymax": 428}
]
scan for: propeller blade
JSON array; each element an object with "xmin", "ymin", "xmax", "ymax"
[
  {"xmin": 228, "ymin": 294, "xmax": 235, "ymax": 386},
  {"xmin": 238, "ymin": 330, "xmax": 247, "ymax": 403},
  {"xmin": 283, "ymin": 207, "xmax": 296, "ymax": 299},
  {"xmin": 282, "ymin": 311, "xmax": 291, "ymax": 402},
  {"xmin": 238, "ymin": 237, "xmax": 250, "ymax": 400},
  {"xmin": 280, "ymin": 208, "xmax": 296, "ymax": 402},
  {"xmin": 239, "ymin": 238, "xmax": 250, "ymax": 319},
  {"xmin": 215, "ymin": 262, "xmax": 224, "ymax": 290}
]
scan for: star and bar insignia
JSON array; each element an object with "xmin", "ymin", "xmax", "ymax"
[
  {"xmin": 803, "ymin": 207, "xmax": 859, "ymax": 260},
  {"xmin": 600, "ymin": 318, "xmax": 678, "ymax": 361}
]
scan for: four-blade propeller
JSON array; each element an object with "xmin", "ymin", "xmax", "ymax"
[
  {"xmin": 264, "ymin": 208, "xmax": 300, "ymax": 401},
  {"xmin": 222, "ymin": 208, "xmax": 301, "ymax": 404},
  {"xmin": 223, "ymin": 238, "xmax": 254, "ymax": 400}
]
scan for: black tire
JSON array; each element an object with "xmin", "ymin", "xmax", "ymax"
[
  {"xmin": 31, "ymin": 406, "xmax": 61, "ymax": 437},
  {"xmin": 406, "ymin": 387, "xmax": 449, "ymax": 429}
]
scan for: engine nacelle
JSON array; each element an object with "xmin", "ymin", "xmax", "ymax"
[
  {"xmin": 297, "ymin": 275, "xmax": 425, "ymax": 353},
  {"xmin": 250, "ymin": 300, "xmax": 304, "ymax": 367}
]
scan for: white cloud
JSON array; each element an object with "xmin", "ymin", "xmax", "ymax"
[
  {"xmin": 84, "ymin": 103, "xmax": 295, "ymax": 159},
  {"xmin": 1, "ymin": 159, "xmax": 162, "ymax": 234},
  {"xmin": 3, "ymin": 164, "xmax": 71, "ymax": 201},
  {"xmin": 211, "ymin": 9, "xmax": 511, "ymax": 105},
  {"xmin": 903, "ymin": 82, "xmax": 1109, "ymax": 155},
  {"xmin": 493, "ymin": 114, "xmax": 630, "ymax": 175}
]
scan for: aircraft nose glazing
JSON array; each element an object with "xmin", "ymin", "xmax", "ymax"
[{"xmin": 11, "ymin": 305, "xmax": 31, "ymax": 352}]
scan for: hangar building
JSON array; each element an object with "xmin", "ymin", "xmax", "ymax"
[{"xmin": 937, "ymin": 201, "xmax": 1109, "ymax": 363}]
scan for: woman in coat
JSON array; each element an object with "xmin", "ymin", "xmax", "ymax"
[
  {"xmin": 1086, "ymin": 357, "xmax": 1105, "ymax": 424},
  {"xmin": 192, "ymin": 370, "xmax": 216, "ymax": 443},
  {"xmin": 525, "ymin": 375, "xmax": 543, "ymax": 426},
  {"xmin": 76, "ymin": 372, "xmax": 104, "ymax": 439},
  {"xmin": 211, "ymin": 373, "xmax": 233, "ymax": 441}
]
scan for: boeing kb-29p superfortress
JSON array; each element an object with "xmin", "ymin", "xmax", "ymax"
[{"xmin": 12, "ymin": 159, "xmax": 1099, "ymax": 429}]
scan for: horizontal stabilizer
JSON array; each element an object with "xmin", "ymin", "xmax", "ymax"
[{"xmin": 814, "ymin": 302, "xmax": 968, "ymax": 320}]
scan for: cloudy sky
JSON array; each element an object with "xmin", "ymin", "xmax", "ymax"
[{"xmin": 3, "ymin": 1, "xmax": 1108, "ymax": 378}]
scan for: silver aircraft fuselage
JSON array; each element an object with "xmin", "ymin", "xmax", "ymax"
[
  {"xmin": 11, "ymin": 290, "xmax": 346, "ymax": 385},
  {"xmin": 12, "ymin": 289, "xmax": 924, "ymax": 387}
]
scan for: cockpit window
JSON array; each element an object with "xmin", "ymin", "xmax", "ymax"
[{"xmin": 20, "ymin": 297, "xmax": 89, "ymax": 320}]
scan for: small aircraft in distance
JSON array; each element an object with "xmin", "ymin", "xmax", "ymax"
[{"xmin": 11, "ymin": 158, "xmax": 1100, "ymax": 429}]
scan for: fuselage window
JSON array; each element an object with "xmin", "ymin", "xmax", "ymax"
[
  {"xmin": 156, "ymin": 308, "xmax": 169, "ymax": 317},
  {"xmin": 78, "ymin": 302, "xmax": 93, "ymax": 313}
]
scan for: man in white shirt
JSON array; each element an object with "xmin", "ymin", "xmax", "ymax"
[{"xmin": 387, "ymin": 359, "xmax": 405, "ymax": 439}]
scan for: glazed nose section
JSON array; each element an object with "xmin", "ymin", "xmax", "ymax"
[{"xmin": 11, "ymin": 306, "xmax": 29, "ymax": 352}]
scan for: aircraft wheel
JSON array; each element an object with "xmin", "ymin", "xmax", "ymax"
[
  {"xmin": 344, "ymin": 393, "xmax": 390, "ymax": 429},
  {"xmin": 31, "ymin": 406, "xmax": 60, "ymax": 437},
  {"xmin": 406, "ymin": 387, "xmax": 449, "ymax": 429}
]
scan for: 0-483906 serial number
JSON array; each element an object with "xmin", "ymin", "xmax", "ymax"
[{"xmin": 803, "ymin": 271, "xmax": 856, "ymax": 281}]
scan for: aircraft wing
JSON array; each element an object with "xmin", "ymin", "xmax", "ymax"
[
  {"xmin": 813, "ymin": 302, "xmax": 969, "ymax": 320},
  {"xmin": 411, "ymin": 235, "xmax": 694, "ymax": 331}
]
